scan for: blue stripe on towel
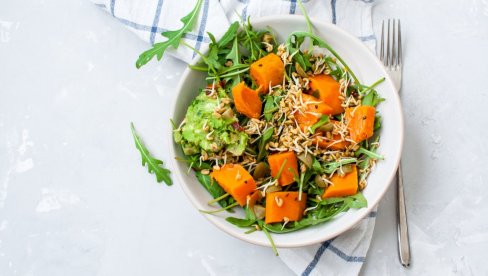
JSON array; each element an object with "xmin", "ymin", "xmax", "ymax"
[
  {"xmin": 118, "ymin": 17, "xmax": 210, "ymax": 43},
  {"xmin": 149, "ymin": 0, "xmax": 165, "ymax": 45},
  {"xmin": 331, "ymin": 0, "xmax": 337, "ymax": 24},
  {"xmin": 193, "ymin": 0, "xmax": 210, "ymax": 58},
  {"xmin": 302, "ymin": 240, "xmax": 334, "ymax": 276},
  {"xmin": 358, "ymin": 34, "xmax": 376, "ymax": 42},
  {"xmin": 110, "ymin": 0, "xmax": 115, "ymax": 16},
  {"xmin": 289, "ymin": 0, "xmax": 297, "ymax": 14},
  {"xmin": 327, "ymin": 243, "xmax": 366, "ymax": 262},
  {"xmin": 95, "ymin": 4, "xmax": 210, "ymax": 43},
  {"xmin": 368, "ymin": 210, "xmax": 377, "ymax": 217},
  {"xmin": 239, "ymin": 0, "xmax": 249, "ymax": 21}
]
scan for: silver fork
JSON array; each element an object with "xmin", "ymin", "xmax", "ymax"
[{"xmin": 379, "ymin": 19, "xmax": 410, "ymax": 267}]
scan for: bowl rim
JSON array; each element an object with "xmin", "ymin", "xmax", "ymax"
[{"xmin": 169, "ymin": 15, "xmax": 404, "ymax": 248}]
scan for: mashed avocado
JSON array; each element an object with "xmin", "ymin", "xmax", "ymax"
[{"xmin": 174, "ymin": 88, "xmax": 248, "ymax": 156}]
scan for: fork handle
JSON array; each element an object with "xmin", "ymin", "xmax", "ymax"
[{"xmin": 396, "ymin": 161, "xmax": 410, "ymax": 267}]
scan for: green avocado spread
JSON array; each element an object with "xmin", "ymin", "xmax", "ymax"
[{"xmin": 174, "ymin": 88, "xmax": 248, "ymax": 156}]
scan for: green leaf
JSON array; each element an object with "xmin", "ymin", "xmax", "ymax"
[
  {"xmin": 225, "ymin": 37, "xmax": 242, "ymax": 85},
  {"xmin": 258, "ymin": 221, "xmax": 279, "ymax": 256},
  {"xmin": 207, "ymin": 32, "xmax": 217, "ymax": 44},
  {"xmin": 321, "ymin": 158, "xmax": 357, "ymax": 174},
  {"xmin": 226, "ymin": 216, "xmax": 256, "ymax": 227},
  {"xmin": 239, "ymin": 17, "xmax": 266, "ymax": 62},
  {"xmin": 218, "ymin": 21, "xmax": 240, "ymax": 48},
  {"xmin": 135, "ymin": 0, "xmax": 203, "ymax": 68},
  {"xmin": 226, "ymin": 205, "xmax": 257, "ymax": 227},
  {"xmin": 309, "ymin": 115, "xmax": 329, "ymax": 134},
  {"xmin": 257, "ymin": 127, "xmax": 274, "ymax": 161},
  {"xmin": 374, "ymin": 115, "xmax": 382, "ymax": 131},
  {"xmin": 348, "ymin": 192, "xmax": 368, "ymax": 209},
  {"xmin": 263, "ymin": 96, "xmax": 279, "ymax": 121},
  {"xmin": 298, "ymin": 0, "xmax": 313, "ymax": 34},
  {"xmin": 130, "ymin": 123, "xmax": 172, "ymax": 185},
  {"xmin": 362, "ymin": 90, "xmax": 385, "ymax": 107},
  {"xmin": 357, "ymin": 137, "xmax": 381, "ymax": 170},
  {"xmin": 312, "ymin": 157, "xmax": 323, "ymax": 173},
  {"xmin": 175, "ymin": 155, "xmax": 212, "ymax": 171},
  {"xmin": 355, "ymin": 147, "xmax": 384, "ymax": 160},
  {"xmin": 359, "ymin": 77, "xmax": 385, "ymax": 96}
]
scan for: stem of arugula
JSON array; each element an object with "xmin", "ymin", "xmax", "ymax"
[{"xmin": 181, "ymin": 41, "xmax": 219, "ymax": 76}]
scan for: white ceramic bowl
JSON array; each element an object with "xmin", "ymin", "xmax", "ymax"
[{"xmin": 170, "ymin": 15, "xmax": 403, "ymax": 248}]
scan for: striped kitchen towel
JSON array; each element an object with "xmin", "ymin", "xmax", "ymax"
[
  {"xmin": 92, "ymin": 0, "xmax": 377, "ymax": 275},
  {"xmin": 92, "ymin": 0, "xmax": 376, "ymax": 63}
]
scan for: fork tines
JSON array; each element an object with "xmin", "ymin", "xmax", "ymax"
[{"xmin": 380, "ymin": 19, "xmax": 402, "ymax": 69}]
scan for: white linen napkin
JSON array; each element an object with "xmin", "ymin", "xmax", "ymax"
[{"xmin": 92, "ymin": 0, "xmax": 378, "ymax": 274}]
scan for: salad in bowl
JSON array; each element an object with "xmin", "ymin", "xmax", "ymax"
[{"xmin": 169, "ymin": 13, "xmax": 391, "ymax": 252}]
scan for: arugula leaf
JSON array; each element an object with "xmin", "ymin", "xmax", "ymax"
[
  {"xmin": 374, "ymin": 115, "xmax": 382, "ymax": 131},
  {"xmin": 226, "ymin": 216, "xmax": 256, "ymax": 227},
  {"xmin": 130, "ymin": 123, "xmax": 172, "ymax": 185},
  {"xmin": 263, "ymin": 96, "xmax": 279, "ymax": 121},
  {"xmin": 309, "ymin": 115, "xmax": 330, "ymax": 134},
  {"xmin": 239, "ymin": 17, "xmax": 265, "ymax": 62},
  {"xmin": 362, "ymin": 90, "xmax": 385, "ymax": 107},
  {"xmin": 312, "ymin": 157, "xmax": 323, "ymax": 173},
  {"xmin": 136, "ymin": 0, "xmax": 203, "ymax": 68},
  {"xmin": 175, "ymin": 155, "xmax": 212, "ymax": 171},
  {"xmin": 218, "ymin": 21, "xmax": 240, "ymax": 48},
  {"xmin": 225, "ymin": 37, "xmax": 242, "ymax": 85},
  {"xmin": 321, "ymin": 158, "xmax": 357, "ymax": 174},
  {"xmin": 207, "ymin": 32, "xmax": 217, "ymax": 44},
  {"xmin": 358, "ymin": 136, "xmax": 381, "ymax": 170},
  {"xmin": 298, "ymin": 0, "xmax": 313, "ymax": 34},
  {"xmin": 206, "ymin": 44, "xmax": 222, "ymax": 72},
  {"xmin": 355, "ymin": 147, "xmax": 384, "ymax": 160},
  {"xmin": 259, "ymin": 220, "xmax": 279, "ymax": 256},
  {"xmin": 257, "ymin": 127, "xmax": 274, "ymax": 161},
  {"xmin": 348, "ymin": 192, "xmax": 368, "ymax": 208},
  {"xmin": 226, "ymin": 205, "xmax": 257, "ymax": 227}
]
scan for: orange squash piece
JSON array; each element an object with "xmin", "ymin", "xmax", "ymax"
[
  {"xmin": 312, "ymin": 120, "xmax": 350, "ymax": 150},
  {"xmin": 345, "ymin": 106, "xmax": 376, "ymax": 143},
  {"xmin": 268, "ymin": 151, "xmax": 298, "ymax": 186},
  {"xmin": 250, "ymin": 53, "xmax": 284, "ymax": 93},
  {"xmin": 265, "ymin": 191, "xmax": 307, "ymax": 224},
  {"xmin": 313, "ymin": 132, "xmax": 349, "ymax": 150},
  {"xmin": 295, "ymin": 93, "xmax": 334, "ymax": 131},
  {"xmin": 309, "ymin": 74, "xmax": 344, "ymax": 115},
  {"xmin": 322, "ymin": 165, "xmax": 358, "ymax": 199},
  {"xmin": 210, "ymin": 164, "xmax": 257, "ymax": 206},
  {"xmin": 232, "ymin": 82, "xmax": 262, "ymax": 119}
]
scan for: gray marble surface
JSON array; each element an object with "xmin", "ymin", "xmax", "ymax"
[{"xmin": 1, "ymin": 0, "xmax": 487, "ymax": 275}]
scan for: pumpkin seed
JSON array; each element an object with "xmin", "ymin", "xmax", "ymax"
[
  {"xmin": 253, "ymin": 205, "xmax": 266, "ymax": 220},
  {"xmin": 314, "ymin": 174, "xmax": 328, "ymax": 188},
  {"xmin": 221, "ymin": 108, "xmax": 235, "ymax": 119},
  {"xmin": 338, "ymin": 164, "xmax": 353, "ymax": 176},
  {"xmin": 318, "ymin": 122, "xmax": 334, "ymax": 132},
  {"xmin": 297, "ymin": 152, "xmax": 313, "ymax": 168},
  {"xmin": 253, "ymin": 162, "xmax": 270, "ymax": 179},
  {"xmin": 295, "ymin": 63, "xmax": 308, "ymax": 78},
  {"xmin": 265, "ymin": 185, "xmax": 282, "ymax": 194},
  {"xmin": 262, "ymin": 33, "xmax": 274, "ymax": 44}
]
